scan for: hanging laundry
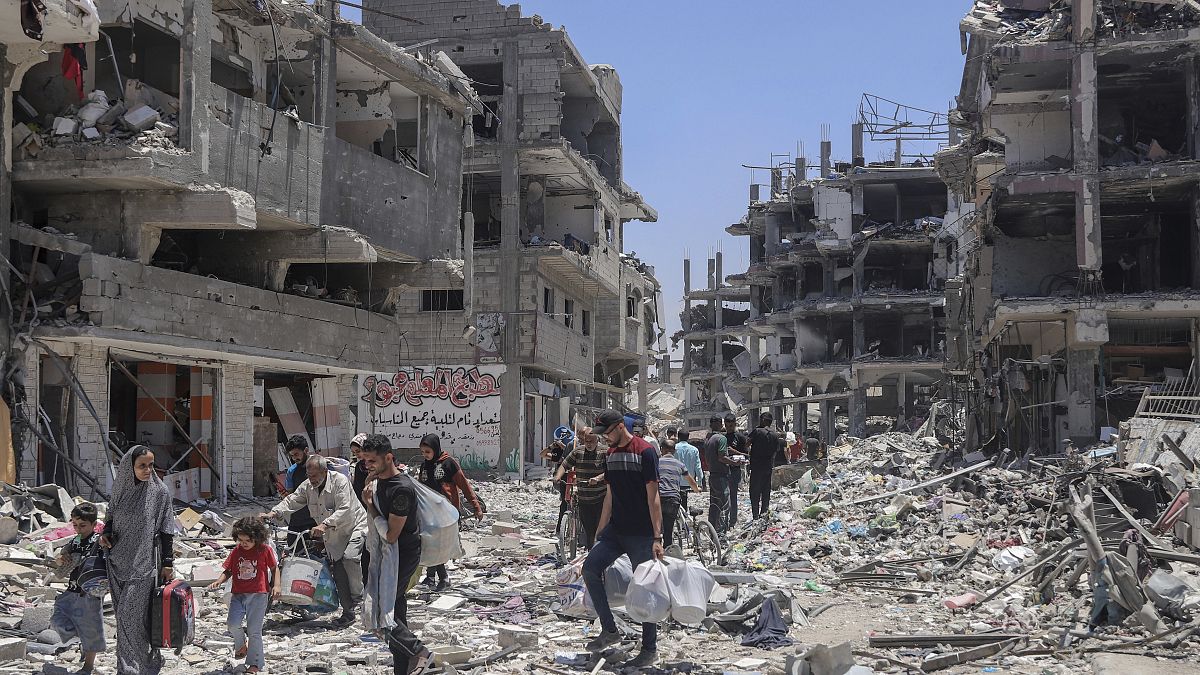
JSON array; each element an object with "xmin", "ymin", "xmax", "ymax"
[{"xmin": 61, "ymin": 44, "xmax": 89, "ymax": 101}]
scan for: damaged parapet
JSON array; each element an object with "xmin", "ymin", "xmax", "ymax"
[{"xmin": 944, "ymin": 0, "xmax": 1200, "ymax": 453}]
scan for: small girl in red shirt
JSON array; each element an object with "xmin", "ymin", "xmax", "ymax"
[{"xmin": 207, "ymin": 517, "xmax": 280, "ymax": 674}]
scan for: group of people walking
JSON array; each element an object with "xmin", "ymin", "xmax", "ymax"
[{"xmin": 56, "ymin": 410, "xmax": 816, "ymax": 674}]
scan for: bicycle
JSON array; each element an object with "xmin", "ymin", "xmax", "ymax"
[
  {"xmin": 673, "ymin": 504, "xmax": 723, "ymax": 566},
  {"xmin": 555, "ymin": 477, "xmax": 583, "ymax": 563}
]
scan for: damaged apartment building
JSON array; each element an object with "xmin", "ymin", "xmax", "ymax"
[
  {"xmin": 941, "ymin": 0, "xmax": 1200, "ymax": 454},
  {"xmin": 362, "ymin": 0, "xmax": 664, "ymax": 473},
  {"xmin": 0, "ymin": 0, "xmax": 483, "ymax": 498},
  {"xmin": 681, "ymin": 123, "xmax": 958, "ymax": 442}
]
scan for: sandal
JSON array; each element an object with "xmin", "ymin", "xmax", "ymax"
[{"xmin": 235, "ymin": 645, "xmax": 248, "ymax": 659}]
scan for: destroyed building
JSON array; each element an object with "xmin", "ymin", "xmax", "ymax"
[
  {"xmin": 942, "ymin": 0, "xmax": 1200, "ymax": 454},
  {"xmin": 682, "ymin": 124, "xmax": 954, "ymax": 442},
  {"xmin": 1, "ymin": 0, "xmax": 482, "ymax": 499},
  {"xmin": 361, "ymin": 0, "xmax": 665, "ymax": 473}
]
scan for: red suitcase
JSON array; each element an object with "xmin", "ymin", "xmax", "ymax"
[{"xmin": 147, "ymin": 579, "xmax": 195, "ymax": 648}]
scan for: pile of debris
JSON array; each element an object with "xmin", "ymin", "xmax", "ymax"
[
  {"xmin": 961, "ymin": 1, "xmax": 1072, "ymax": 42},
  {"xmin": 13, "ymin": 79, "xmax": 182, "ymax": 160}
]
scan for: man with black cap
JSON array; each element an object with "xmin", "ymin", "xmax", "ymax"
[{"xmin": 581, "ymin": 409, "xmax": 664, "ymax": 668}]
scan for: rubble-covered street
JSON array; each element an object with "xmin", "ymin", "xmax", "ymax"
[{"xmin": 3, "ymin": 421, "xmax": 1200, "ymax": 674}]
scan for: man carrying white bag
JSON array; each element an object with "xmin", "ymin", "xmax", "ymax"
[{"xmin": 581, "ymin": 410, "xmax": 664, "ymax": 669}]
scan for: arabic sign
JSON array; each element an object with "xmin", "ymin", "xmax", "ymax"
[{"xmin": 359, "ymin": 366, "xmax": 504, "ymax": 471}]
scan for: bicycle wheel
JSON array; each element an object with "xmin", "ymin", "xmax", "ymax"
[
  {"xmin": 556, "ymin": 506, "xmax": 576, "ymax": 563},
  {"xmin": 694, "ymin": 519, "xmax": 722, "ymax": 567},
  {"xmin": 569, "ymin": 509, "xmax": 580, "ymax": 559},
  {"xmin": 673, "ymin": 516, "xmax": 692, "ymax": 556}
]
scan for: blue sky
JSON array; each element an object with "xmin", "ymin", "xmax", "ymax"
[{"xmin": 340, "ymin": 2, "xmax": 971, "ymax": 359}]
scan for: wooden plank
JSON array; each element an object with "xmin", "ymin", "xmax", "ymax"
[{"xmin": 1161, "ymin": 433, "xmax": 1196, "ymax": 471}]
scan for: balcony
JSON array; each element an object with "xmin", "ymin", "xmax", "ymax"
[
  {"xmin": 14, "ymin": 83, "xmax": 323, "ymax": 229},
  {"xmin": 63, "ymin": 252, "xmax": 403, "ymax": 372}
]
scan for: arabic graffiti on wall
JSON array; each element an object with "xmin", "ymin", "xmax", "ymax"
[{"xmin": 360, "ymin": 366, "xmax": 505, "ymax": 469}]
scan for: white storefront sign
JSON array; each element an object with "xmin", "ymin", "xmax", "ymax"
[{"xmin": 359, "ymin": 366, "xmax": 504, "ymax": 471}]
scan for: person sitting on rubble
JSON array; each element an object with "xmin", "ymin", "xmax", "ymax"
[
  {"xmin": 206, "ymin": 517, "xmax": 280, "ymax": 674},
  {"xmin": 554, "ymin": 426, "xmax": 608, "ymax": 549},
  {"xmin": 581, "ymin": 410, "xmax": 664, "ymax": 669},
  {"xmin": 360, "ymin": 434, "xmax": 432, "ymax": 675},
  {"xmin": 50, "ymin": 502, "xmax": 105, "ymax": 675},
  {"xmin": 99, "ymin": 446, "xmax": 175, "ymax": 675},
  {"xmin": 416, "ymin": 433, "xmax": 484, "ymax": 591},
  {"xmin": 673, "ymin": 431, "xmax": 703, "ymax": 507},
  {"xmin": 263, "ymin": 454, "xmax": 369, "ymax": 628}
]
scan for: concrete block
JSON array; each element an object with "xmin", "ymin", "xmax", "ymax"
[
  {"xmin": 490, "ymin": 522, "xmax": 521, "ymax": 535},
  {"xmin": 0, "ymin": 638, "xmax": 25, "ymax": 662},
  {"xmin": 52, "ymin": 118, "xmax": 77, "ymax": 136},
  {"xmin": 430, "ymin": 645, "xmax": 471, "ymax": 666},
  {"xmin": 496, "ymin": 624, "xmax": 538, "ymax": 649},
  {"xmin": 11, "ymin": 123, "xmax": 33, "ymax": 148},
  {"xmin": 21, "ymin": 604, "xmax": 53, "ymax": 633},
  {"xmin": 82, "ymin": 127, "xmax": 102, "ymax": 140},
  {"xmin": 122, "ymin": 106, "xmax": 160, "ymax": 132},
  {"xmin": 428, "ymin": 595, "xmax": 467, "ymax": 611}
]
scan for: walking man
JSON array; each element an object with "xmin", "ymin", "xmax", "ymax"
[
  {"xmin": 360, "ymin": 434, "xmax": 432, "ymax": 675},
  {"xmin": 747, "ymin": 413, "xmax": 780, "ymax": 519},
  {"xmin": 673, "ymin": 431, "xmax": 703, "ymax": 511},
  {"xmin": 582, "ymin": 410, "xmax": 664, "ymax": 669},
  {"xmin": 554, "ymin": 426, "xmax": 607, "ymax": 549},
  {"xmin": 281, "ymin": 436, "xmax": 317, "ymax": 546},
  {"xmin": 263, "ymin": 454, "xmax": 368, "ymax": 627},
  {"xmin": 724, "ymin": 415, "xmax": 747, "ymax": 527},
  {"xmin": 704, "ymin": 416, "xmax": 734, "ymax": 535}
]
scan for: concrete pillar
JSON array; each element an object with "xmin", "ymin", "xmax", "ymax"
[
  {"xmin": 499, "ymin": 40, "xmax": 523, "ymax": 477},
  {"xmin": 707, "ymin": 258, "xmax": 716, "ymax": 292},
  {"xmin": 715, "ymin": 251, "xmax": 723, "ymax": 289},
  {"xmin": 820, "ymin": 400, "xmax": 835, "ymax": 444},
  {"xmin": 1192, "ymin": 191, "xmax": 1200, "ymax": 289},
  {"xmin": 894, "ymin": 138, "xmax": 903, "ymax": 167},
  {"xmin": 683, "ymin": 258, "xmax": 692, "ymax": 373},
  {"xmin": 180, "ymin": 0, "xmax": 212, "ymax": 165},
  {"xmin": 820, "ymin": 140, "xmax": 832, "ymax": 178},
  {"xmin": 0, "ymin": 45, "xmax": 11, "ymax": 356},
  {"xmin": 897, "ymin": 374, "xmax": 907, "ymax": 425},
  {"xmin": 852, "ymin": 310, "xmax": 865, "ymax": 358},
  {"xmin": 849, "ymin": 387, "xmax": 867, "ymax": 438},
  {"xmin": 1072, "ymin": 2, "xmax": 1101, "ymax": 272},
  {"xmin": 796, "ymin": 156, "xmax": 806, "ymax": 181},
  {"xmin": 823, "ymin": 259, "xmax": 835, "ymax": 298},
  {"xmin": 793, "ymin": 401, "xmax": 805, "ymax": 435},
  {"xmin": 638, "ymin": 354, "xmax": 648, "ymax": 413},
  {"xmin": 851, "ymin": 123, "xmax": 864, "ymax": 168},
  {"xmin": 765, "ymin": 217, "xmax": 779, "ymax": 256},
  {"xmin": 1066, "ymin": 347, "xmax": 1098, "ymax": 443}
]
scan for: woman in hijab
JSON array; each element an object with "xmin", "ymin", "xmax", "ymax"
[
  {"xmin": 416, "ymin": 434, "xmax": 483, "ymax": 591},
  {"xmin": 99, "ymin": 446, "xmax": 175, "ymax": 674}
]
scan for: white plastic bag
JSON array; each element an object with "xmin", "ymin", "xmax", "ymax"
[
  {"xmin": 419, "ymin": 525, "xmax": 464, "ymax": 567},
  {"xmin": 605, "ymin": 555, "xmax": 633, "ymax": 608},
  {"xmin": 626, "ymin": 560, "xmax": 672, "ymax": 623},
  {"xmin": 409, "ymin": 477, "xmax": 461, "ymax": 532},
  {"xmin": 664, "ymin": 557, "xmax": 716, "ymax": 625},
  {"xmin": 554, "ymin": 554, "xmax": 596, "ymax": 619}
]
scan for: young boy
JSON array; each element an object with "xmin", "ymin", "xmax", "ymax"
[
  {"xmin": 207, "ymin": 517, "xmax": 280, "ymax": 674},
  {"xmin": 51, "ymin": 503, "xmax": 105, "ymax": 675}
]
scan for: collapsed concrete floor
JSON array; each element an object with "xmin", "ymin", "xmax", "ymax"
[{"xmin": 2, "ymin": 437, "xmax": 1200, "ymax": 674}]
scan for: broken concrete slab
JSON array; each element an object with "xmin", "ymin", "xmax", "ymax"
[{"xmin": 122, "ymin": 106, "xmax": 160, "ymax": 132}]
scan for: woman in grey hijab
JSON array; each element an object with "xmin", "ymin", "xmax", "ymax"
[{"xmin": 99, "ymin": 446, "xmax": 175, "ymax": 674}]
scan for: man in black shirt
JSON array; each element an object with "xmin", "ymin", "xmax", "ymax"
[
  {"xmin": 361, "ymin": 434, "xmax": 430, "ymax": 675},
  {"xmin": 724, "ymin": 415, "xmax": 747, "ymax": 526},
  {"xmin": 746, "ymin": 413, "xmax": 780, "ymax": 519}
]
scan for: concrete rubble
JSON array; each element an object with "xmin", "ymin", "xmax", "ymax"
[{"xmin": 0, "ymin": 422, "xmax": 1194, "ymax": 673}]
